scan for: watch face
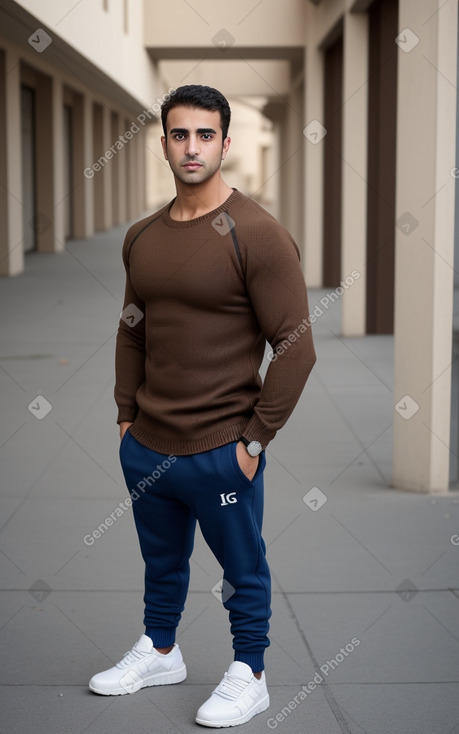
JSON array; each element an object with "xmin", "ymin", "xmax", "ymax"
[{"xmin": 247, "ymin": 441, "xmax": 262, "ymax": 457}]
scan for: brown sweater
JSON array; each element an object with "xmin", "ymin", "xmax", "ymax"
[{"xmin": 115, "ymin": 189, "xmax": 316, "ymax": 455}]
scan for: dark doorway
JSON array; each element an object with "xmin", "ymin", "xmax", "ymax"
[
  {"xmin": 366, "ymin": 0, "xmax": 398, "ymax": 333},
  {"xmin": 21, "ymin": 85, "xmax": 37, "ymax": 253},
  {"xmin": 322, "ymin": 34, "xmax": 343, "ymax": 288},
  {"xmin": 63, "ymin": 103, "xmax": 74, "ymax": 239}
]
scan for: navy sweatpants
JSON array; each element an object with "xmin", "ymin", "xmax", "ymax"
[{"xmin": 119, "ymin": 430, "xmax": 272, "ymax": 673}]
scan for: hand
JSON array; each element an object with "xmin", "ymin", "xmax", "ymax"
[
  {"xmin": 119, "ymin": 421, "xmax": 133, "ymax": 440},
  {"xmin": 236, "ymin": 441, "xmax": 259, "ymax": 481}
]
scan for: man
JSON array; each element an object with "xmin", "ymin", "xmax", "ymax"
[{"xmin": 89, "ymin": 85, "xmax": 316, "ymax": 728}]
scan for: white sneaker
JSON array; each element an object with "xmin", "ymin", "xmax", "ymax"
[
  {"xmin": 89, "ymin": 634, "xmax": 186, "ymax": 695},
  {"xmin": 195, "ymin": 661, "xmax": 269, "ymax": 728}
]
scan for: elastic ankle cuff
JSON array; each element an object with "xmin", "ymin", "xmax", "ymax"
[
  {"xmin": 234, "ymin": 651, "xmax": 265, "ymax": 673},
  {"xmin": 145, "ymin": 627, "xmax": 176, "ymax": 648}
]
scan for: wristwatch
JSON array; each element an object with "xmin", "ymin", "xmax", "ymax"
[{"xmin": 239, "ymin": 436, "xmax": 263, "ymax": 457}]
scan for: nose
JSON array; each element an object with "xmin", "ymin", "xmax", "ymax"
[{"xmin": 185, "ymin": 134, "xmax": 200, "ymax": 158}]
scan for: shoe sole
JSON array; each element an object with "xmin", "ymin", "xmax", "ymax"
[
  {"xmin": 195, "ymin": 694, "xmax": 270, "ymax": 728},
  {"xmin": 89, "ymin": 664, "xmax": 187, "ymax": 696}
]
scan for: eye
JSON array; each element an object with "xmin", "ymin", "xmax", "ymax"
[
  {"xmin": 201, "ymin": 134, "xmax": 213, "ymax": 140},
  {"xmin": 173, "ymin": 133, "xmax": 186, "ymax": 141}
]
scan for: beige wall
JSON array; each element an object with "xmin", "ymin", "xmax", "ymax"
[
  {"xmin": 159, "ymin": 60, "xmax": 291, "ymax": 98},
  {"xmin": 15, "ymin": 0, "xmax": 157, "ymax": 106},
  {"xmin": 145, "ymin": 0, "xmax": 308, "ymax": 50}
]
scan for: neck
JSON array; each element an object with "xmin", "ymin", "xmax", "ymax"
[{"xmin": 170, "ymin": 174, "xmax": 233, "ymax": 221}]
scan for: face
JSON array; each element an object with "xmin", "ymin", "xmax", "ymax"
[{"xmin": 161, "ymin": 106, "xmax": 230, "ymax": 186}]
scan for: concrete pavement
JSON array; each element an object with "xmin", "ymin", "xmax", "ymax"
[{"xmin": 1, "ymin": 220, "xmax": 458, "ymax": 734}]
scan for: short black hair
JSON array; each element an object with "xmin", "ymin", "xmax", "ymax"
[{"xmin": 161, "ymin": 85, "xmax": 231, "ymax": 141}]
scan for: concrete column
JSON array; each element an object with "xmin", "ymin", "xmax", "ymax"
[
  {"xmin": 83, "ymin": 95, "xmax": 95, "ymax": 236},
  {"xmin": 127, "ymin": 116, "xmax": 137, "ymax": 221},
  {"xmin": 74, "ymin": 93, "xmax": 94, "ymax": 238},
  {"xmin": 284, "ymin": 81, "xmax": 304, "ymax": 249},
  {"xmin": 93, "ymin": 103, "xmax": 113, "ymax": 231},
  {"xmin": 35, "ymin": 73, "xmax": 64, "ymax": 253},
  {"xmin": 260, "ymin": 103, "xmax": 283, "ymax": 223},
  {"xmin": 277, "ymin": 113, "xmax": 288, "ymax": 235},
  {"xmin": 267, "ymin": 121, "xmax": 281, "ymax": 223},
  {"xmin": 116, "ymin": 112, "xmax": 127, "ymax": 224},
  {"xmin": 340, "ymin": 10, "xmax": 369, "ymax": 336},
  {"xmin": 130, "ymin": 126, "xmax": 140, "ymax": 219},
  {"xmin": 100, "ymin": 104, "xmax": 113, "ymax": 229},
  {"xmin": 136, "ymin": 126, "xmax": 146, "ymax": 216},
  {"xmin": 392, "ymin": 0, "xmax": 458, "ymax": 493},
  {"xmin": 303, "ymin": 43, "xmax": 324, "ymax": 287},
  {"xmin": 93, "ymin": 103, "xmax": 104, "ymax": 231},
  {"xmin": 110, "ymin": 112, "xmax": 120, "ymax": 226},
  {"xmin": 51, "ymin": 76, "xmax": 65, "ymax": 252},
  {"xmin": 0, "ymin": 47, "xmax": 23, "ymax": 276}
]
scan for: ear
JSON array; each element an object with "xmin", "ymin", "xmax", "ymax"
[
  {"xmin": 221, "ymin": 136, "xmax": 231, "ymax": 161},
  {"xmin": 161, "ymin": 135, "xmax": 168, "ymax": 160}
]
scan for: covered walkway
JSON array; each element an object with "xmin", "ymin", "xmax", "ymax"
[{"xmin": 1, "ymin": 223, "xmax": 458, "ymax": 732}]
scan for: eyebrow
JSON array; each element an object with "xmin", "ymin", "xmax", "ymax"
[{"xmin": 169, "ymin": 127, "xmax": 217, "ymax": 135}]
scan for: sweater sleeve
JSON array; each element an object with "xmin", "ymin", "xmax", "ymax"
[
  {"xmin": 240, "ymin": 218, "xmax": 316, "ymax": 448},
  {"xmin": 114, "ymin": 230, "xmax": 146, "ymax": 424}
]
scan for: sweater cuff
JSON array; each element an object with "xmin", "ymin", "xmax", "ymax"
[
  {"xmin": 117, "ymin": 408, "xmax": 138, "ymax": 425},
  {"xmin": 241, "ymin": 415, "xmax": 277, "ymax": 450}
]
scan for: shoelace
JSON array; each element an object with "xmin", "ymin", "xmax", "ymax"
[
  {"xmin": 116, "ymin": 646, "xmax": 149, "ymax": 669},
  {"xmin": 214, "ymin": 673, "xmax": 249, "ymax": 701}
]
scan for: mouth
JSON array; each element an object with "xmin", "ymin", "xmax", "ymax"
[{"xmin": 183, "ymin": 162, "xmax": 203, "ymax": 170}]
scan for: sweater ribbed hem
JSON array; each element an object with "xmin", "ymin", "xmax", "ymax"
[
  {"xmin": 129, "ymin": 413, "xmax": 250, "ymax": 456},
  {"xmin": 234, "ymin": 650, "xmax": 265, "ymax": 673}
]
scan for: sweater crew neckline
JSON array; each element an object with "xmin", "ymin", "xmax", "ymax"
[{"xmin": 162, "ymin": 188, "xmax": 240, "ymax": 228}]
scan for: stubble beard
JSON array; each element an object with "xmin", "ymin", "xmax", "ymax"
[{"xmin": 167, "ymin": 150, "xmax": 224, "ymax": 187}]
